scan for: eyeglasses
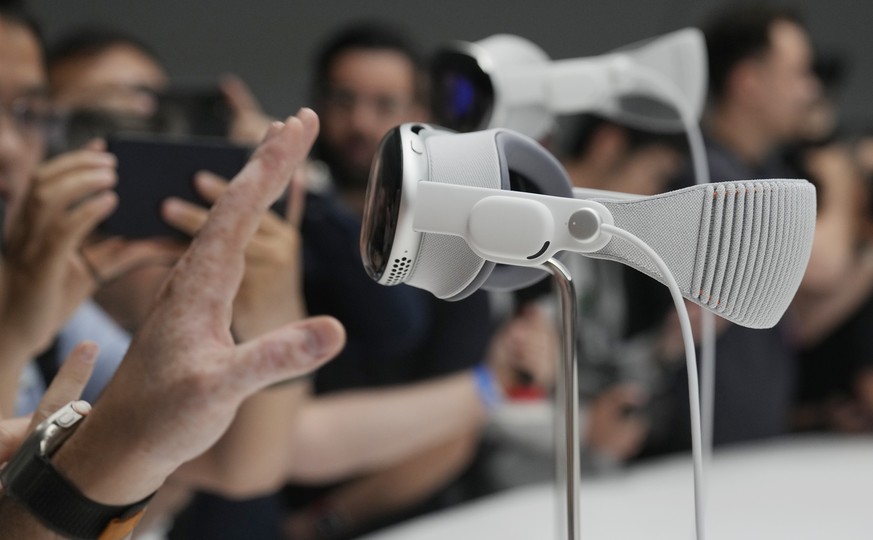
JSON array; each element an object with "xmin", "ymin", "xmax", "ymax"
[
  {"xmin": 322, "ymin": 86, "xmax": 414, "ymax": 119},
  {"xmin": 0, "ymin": 96, "xmax": 61, "ymax": 139}
]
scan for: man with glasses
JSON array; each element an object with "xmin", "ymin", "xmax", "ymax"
[
  {"xmin": 0, "ymin": 6, "xmax": 170, "ymax": 418},
  {"xmin": 0, "ymin": 7, "xmax": 51, "ymax": 228},
  {"xmin": 309, "ymin": 23, "xmax": 428, "ymax": 206},
  {"xmin": 280, "ymin": 22, "xmax": 556, "ymax": 539}
]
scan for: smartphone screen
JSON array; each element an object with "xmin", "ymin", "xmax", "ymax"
[{"xmin": 103, "ymin": 134, "xmax": 251, "ymax": 239}]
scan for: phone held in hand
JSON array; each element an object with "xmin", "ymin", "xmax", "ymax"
[{"xmin": 103, "ymin": 133, "xmax": 251, "ymax": 239}]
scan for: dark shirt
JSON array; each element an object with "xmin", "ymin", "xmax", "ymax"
[
  {"xmin": 798, "ymin": 291, "xmax": 873, "ymax": 404},
  {"xmin": 284, "ymin": 193, "xmax": 493, "ymax": 513},
  {"xmin": 301, "ymin": 193, "xmax": 493, "ymax": 393}
]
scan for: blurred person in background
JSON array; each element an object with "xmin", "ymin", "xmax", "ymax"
[
  {"xmin": 790, "ymin": 142, "xmax": 873, "ymax": 434},
  {"xmin": 47, "ymin": 27, "xmax": 273, "ymax": 146},
  {"xmin": 0, "ymin": 102, "xmax": 348, "ymax": 540},
  {"xmin": 43, "ymin": 22, "xmax": 553, "ymax": 540},
  {"xmin": 641, "ymin": 2, "xmax": 823, "ymax": 454},
  {"xmin": 2, "ymin": 13, "xmax": 336, "ymax": 538},
  {"xmin": 272, "ymin": 22, "xmax": 556, "ymax": 539},
  {"xmin": 483, "ymin": 114, "xmax": 688, "ymax": 488},
  {"xmin": 786, "ymin": 54, "xmax": 873, "ymax": 435},
  {"xmin": 559, "ymin": 114, "xmax": 687, "ymax": 466},
  {"xmin": 0, "ymin": 3, "xmax": 174, "ymax": 419}
]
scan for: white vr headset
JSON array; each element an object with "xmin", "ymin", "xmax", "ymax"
[
  {"xmin": 430, "ymin": 28, "xmax": 707, "ymax": 139},
  {"xmin": 360, "ymin": 124, "xmax": 817, "ymax": 329}
]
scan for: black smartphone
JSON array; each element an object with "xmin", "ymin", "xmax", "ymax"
[
  {"xmin": 154, "ymin": 89, "xmax": 232, "ymax": 138},
  {"xmin": 103, "ymin": 133, "xmax": 252, "ymax": 239},
  {"xmin": 50, "ymin": 109, "xmax": 152, "ymax": 157},
  {"xmin": 52, "ymin": 88, "xmax": 231, "ymax": 156}
]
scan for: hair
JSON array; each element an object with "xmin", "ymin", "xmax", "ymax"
[
  {"xmin": 310, "ymin": 21, "xmax": 426, "ymax": 105},
  {"xmin": 46, "ymin": 26, "xmax": 162, "ymax": 71},
  {"xmin": 559, "ymin": 113, "xmax": 686, "ymax": 161},
  {"xmin": 703, "ymin": 3, "xmax": 805, "ymax": 102},
  {"xmin": 0, "ymin": 0, "xmax": 44, "ymax": 51}
]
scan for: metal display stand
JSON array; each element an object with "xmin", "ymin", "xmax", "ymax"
[{"xmin": 544, "ymin": 258, "xmax": 580, "ymax": 540}]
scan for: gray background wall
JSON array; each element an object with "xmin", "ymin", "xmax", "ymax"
[{"xmin": 27, "ymin": 0, "xmax": 873, "ymax": 130}]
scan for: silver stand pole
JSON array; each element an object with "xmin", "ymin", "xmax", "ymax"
[{"xmin": 544, "ymin": 258, "xmax": 580, "ymax": 540}]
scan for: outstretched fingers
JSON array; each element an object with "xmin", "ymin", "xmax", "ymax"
[{"xmin": 210, "ymin": 108, "xmax": 318, "ymax": 235}]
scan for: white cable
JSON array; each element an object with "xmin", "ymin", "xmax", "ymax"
[
  {"xmin": 601, "ymin": 223, "xmax": 706, "ymax": 540},
  {"xmin": 673, "ymin": 80, "xmax": 718, "ymax": 467},
  {"xmin": 634, "ymin": 67, "xmax": 716, "ymax": 461},
  {"xmin": 635, "ymin": 65, "xmax": 718, "ymax": 482}
]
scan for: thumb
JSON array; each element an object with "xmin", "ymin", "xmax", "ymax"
[{"xmin": 230, "ymin": 316, "xmax": 345, "ymax": 392}]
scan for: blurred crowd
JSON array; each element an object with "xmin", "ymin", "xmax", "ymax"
[{"xmin": 1, "ymin": 1, "xmax": 872, "ymax": 539}]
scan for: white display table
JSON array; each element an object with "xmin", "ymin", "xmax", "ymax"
[{"xmin": 365, "ymin": 435, "xmax": 873, "ymax": 539}]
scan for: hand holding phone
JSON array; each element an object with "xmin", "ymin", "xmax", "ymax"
[
  {"xmin": 162, "ymin": 168, "xmax": 308, "ymax": 339},
  {"xmin": 103, "ymin": 134, "xmax": 251, "ymax": 239}
]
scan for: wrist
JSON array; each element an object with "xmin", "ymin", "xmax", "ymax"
[
  {"xmin": 472, "ymin": 363, "xmax": 503, "ymax": 413},
  {"xmin": 0, "ymin": 402, "xmax": 157, "ymax": 539},
  {"xmin": 51, "ymin": 413, "xmax": 172, "ymax": 506}
]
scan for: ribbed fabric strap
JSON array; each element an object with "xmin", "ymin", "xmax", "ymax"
[{"xmin": 588, "ymin": 179, "xmax": 816, "ymax": 329}]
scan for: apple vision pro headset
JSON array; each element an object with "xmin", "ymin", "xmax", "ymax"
[
  {"xmin": 362, "ymin": 123, "xmax": 816, "ymax": 329},
  {"xmin": 360, "ymin": 123, "xmax": 816, "ymax": 540},
  {"xmin": 360, "ymin": 124, "xmax": 816, "ymax": 539},
  {"xmin": 430, "ymin": 28, "xmax": 706, "ymax": 140}
]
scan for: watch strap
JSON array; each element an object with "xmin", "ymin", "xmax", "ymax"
[{"xmin": 4, "ymin": 452, "xmax": 152, "ymax": 540}]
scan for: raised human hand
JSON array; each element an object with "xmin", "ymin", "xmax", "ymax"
[
  {"xmin": 487, "ymin": 304, "xmax": 558, "ymax": 392},
  {"xmin": 220, "ymin": 73, "xmax": 274, "ymax": 145},
  {"xmin": 51, "ymin": 109, "xmax": 345, "ymax": 506}
]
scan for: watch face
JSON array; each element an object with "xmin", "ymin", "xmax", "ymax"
[
  {"xmin": 431, "ymin": 48, "xmax": 494, "ymax": 133},
  {"xmin": 361, "ymin": 126, "xmax": 404, "ymax": 281}
]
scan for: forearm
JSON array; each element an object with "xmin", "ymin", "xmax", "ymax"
[
  {"xmin": 301, "ymin": 431, "xmax": 479, "ymax": 536},
  {"xmin": 802, "ymin": 193, "xmax": 858, "ymax": 293},
  {"xmin": 49, "ymin": 401, "xmax": 176, "ymax": 508},
  {"xmin": 286, "ymin": 370, "xmax": 486, "ymax": 483},
  {"xmin": 804, "ymin": 223, "xmax": 854, "ymax": 292},
  {"xmin": 791, "ymin": 249, "xmax": 873, "ymax": 347},
  {"xmin": 173, "ymin": 381, "xmax": 308, "ymax": 498}
]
